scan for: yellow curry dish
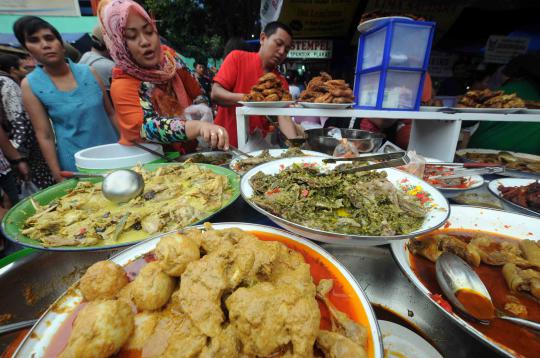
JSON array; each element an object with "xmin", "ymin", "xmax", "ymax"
[{"xmin": 22, "ymin": 165, "xmax": 236, "ymax": 248}]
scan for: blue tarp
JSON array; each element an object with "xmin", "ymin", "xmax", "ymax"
[{"xmin": 0, "ymin": 32, "xmax": 88, "ymax": 47}]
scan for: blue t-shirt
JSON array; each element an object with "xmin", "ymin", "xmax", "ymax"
[{"xmin": 27, "ymin": 60, "xmax": 118, "ymax": 170}]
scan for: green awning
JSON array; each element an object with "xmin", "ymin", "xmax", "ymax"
[{"xmin": 0, "ymin": 14, "xmax": 97, "ymax": 35}]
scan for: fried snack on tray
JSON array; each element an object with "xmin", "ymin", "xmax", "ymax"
[
  {"xmin": 457, "ymin": 89, "xmax": 525, "ymax": 109},
  {"xmin": 242, "ymin": 73, "xmax": 292, "ymax": 102},
  {"xmin": 299, "ymin": 72, "xmax": 355, "ymax": 104}
]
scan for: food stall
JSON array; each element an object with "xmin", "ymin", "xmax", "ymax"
[{"xmin": 1, "ymin": 12, "xmax": 540, "ymax": 358}]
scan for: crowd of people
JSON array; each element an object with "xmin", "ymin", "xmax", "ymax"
[{"xmin": 0, "ymin": 0, "xmax": 539, "ymax": 253}]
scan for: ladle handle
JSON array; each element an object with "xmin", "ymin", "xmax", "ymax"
[
  {"xmin": 500, "ymin": 315, "xmax": 540, "ymax": 332},
  {"xmin": 60, "ymin": 171, "xmax": 105, "ymax": 179},
  {"xmin": 0, "ymin": 319, "xmax": 37, "ymax": 336}
]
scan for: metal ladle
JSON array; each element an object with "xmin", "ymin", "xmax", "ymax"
[
  {"xmin": 60, "ymin": 169, "xmax": 144, "ymax": 203},
  {"xmin": 435, "ymin": 252, "xmax": 540, "ymax": 331}
]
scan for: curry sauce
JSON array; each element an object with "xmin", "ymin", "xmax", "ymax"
[{"xmin": 410, "ymin": 230, "xmax": 540, "ymax": 357}]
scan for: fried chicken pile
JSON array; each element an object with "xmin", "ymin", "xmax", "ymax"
[
  {"xmin": 242, "ymin": 73, "xmax": 292, "ymax": 102},
  {"xmin": 57, "ymin": 225, "xmax": 369, "ymax": 358},
  {"xmin": 299, "ymin": 72, "xmax": 355, "ymax": 104},
  {"xmin": 457, "ymin": 89, "xmax": 525, "ymax": 109}
]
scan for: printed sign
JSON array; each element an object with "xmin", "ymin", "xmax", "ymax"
[
  {"xmin": 288, "ymin": 39, "xmax": 333, "ymax": 59},
  {"xmin": 484, "ymin": 36, "xmax": 529, "ymax": 64}
]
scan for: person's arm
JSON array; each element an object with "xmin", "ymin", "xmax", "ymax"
[
  {"xmin": 0, "ymin": 123, "xmax": 30, "ymax": 180},
  {"xmin": 90, "ymin": 67, "xmax": 119, "ymax": 132},
  {"xmin": 211, "ymin": 82, "xmax": 244, "ymax": 107},
  {"xmin": 277, "ymin": 116, "xmax": 299, "ymax": 138},
  {"xmin": 0, "ymin": 79, "xmax": 32, "ymax": 150},
  {"xmin": 21, "ymin": 79, "xmax": 63, "ymax": 182}
]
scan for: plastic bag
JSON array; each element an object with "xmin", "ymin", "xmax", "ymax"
[
  {"xmin": 333, "ymin": 138, "xmax": 359, "ymax": 158},
  {"xmin": 399, "ymin": 151, "xmax": 426, "ymax": 178},
  {"xmin": 19, "ymin": 180, "xmax": 39, "ymax": 200}
]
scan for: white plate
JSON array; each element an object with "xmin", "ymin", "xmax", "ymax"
[
  {"xmin": 390, "ymin": 205, "xmax": 540, "ymax": 358},
  {"xmin": 357, "ymin": 16, "xmax": 413, "ymax": 33},
  {"xmin": 427, "ymin": 175, "xmax": 485, "ymax": 199},
  {"xmin": 229, "ymin": 149, "xmax": 330, "ymax": 175},
  {"xmin": 456, "ymin": 148, "xmax": 540, "ymax": 179},
  {"xmin": 14, "ymin": 223, "xmax": 383, "ymax": 358},
  {"xmin": 379, "ymin": 320, "xmax": 442, "ymax": 358},
  {"xmin": 238, "ymin": 101, "xmax": 295, "ymax": 108},
  {"xmin": 241, "ymin": 156, "xmax": 450, "ymax": 246},
  {"xmin": 487, "ymin": 178, "xmax": 539, "ymax": 217},
  {"xmin": 454, "ymin": 107, "xmax": 524, "ymax": 114},
  {"xmin": 298, "ymin": 102, "xmax": 354, "ymax": 109}
]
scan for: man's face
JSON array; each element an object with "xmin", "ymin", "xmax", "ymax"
[
  {"xmin": 11, "ymin": 60, "xmax": 28, "ymax": 81},
  {"xmin": 259, "ymin": 28, "xmax": 292, "ymax": 69},
  {"xmin": 196, "ymin": 64, "xmax": 205, "ymax": 75}
]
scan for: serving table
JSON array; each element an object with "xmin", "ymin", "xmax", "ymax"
[
  {"xmin": 235, "ymin": 106, "xmax": 540, "ymax": 161},
  {"xmin": 0, "ymin": 196, "xmax": 494, "ymax": 357}
]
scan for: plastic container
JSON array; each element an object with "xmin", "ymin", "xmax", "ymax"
[
  {"xmin": 353, "ymin": 18, "xmax": 436, "ymax": 111},
  {"xmin": 75, "ymin": 143, "xmax": 165, "ymax": 173}
]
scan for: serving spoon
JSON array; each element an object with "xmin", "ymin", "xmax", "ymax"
[
  {"xmin": 60, "ymin": 169, "xmax": 144, "ymax": 203},
  {"xmin": 435, "ymin": 252, "xmax": 540, "ymax": 331}
]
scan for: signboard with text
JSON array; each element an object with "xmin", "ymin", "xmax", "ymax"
[
  {"xmin": 288, "ymin": 39, "xmax": 333, "ymax": 59},
  {"xmin": 484, "ymin": 36, "xmax": 529, "ymax": 64}
]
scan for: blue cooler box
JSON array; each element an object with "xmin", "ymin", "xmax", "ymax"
[{"xmin": 353, "ymin": 19, "xmax": 436, "ymax": 111}]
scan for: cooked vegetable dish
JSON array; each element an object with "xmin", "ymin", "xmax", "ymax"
[
  {"xmin": 22, "ymin": 165, "xmax": 234, "ymax": 247},
  {"xmin": 250, "ymin": 164, "xmax": 427, "ymax": 236},
  {"xmin": 49, "ymin": 226, "xmax": 369, "ymax": 357},
  {"xmin": 232, "ymin": 147, "xmax": 306, "ymax": 173}
]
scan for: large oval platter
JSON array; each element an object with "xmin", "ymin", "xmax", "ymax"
[
  {"xmin": 1, "ymin": 163, "xmax": 240, "ymax": 251},
  {"xmin": 14, "ymin": 222, "xmax": 383, "ymax": 358},
  {"xmin": 390, "ymin": 205, "xmax": 540, "ymax": 357},
  {"xmin": 241, "ymin": 156, "xmax": 450, "ymax": 246}
]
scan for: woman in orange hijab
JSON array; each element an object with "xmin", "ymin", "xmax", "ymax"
[{"xmin": 99, "ymin": 0, "xmax": 228, "ymax": 149}]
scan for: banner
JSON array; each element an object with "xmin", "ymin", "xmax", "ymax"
[
  {"xmin": 277, "ymin": 0, "xmax": 361, "ymax": 38},
  {"xmin": 0, "ymin": 0, "xmax": 81, "ymax": 16},
  {"xmin": 484, "ymin": 36, "xmax": 529, "ymax": 64},
  {"xmin": 260, "ymin": 0, "xmax": 284, "ymax": 29},
  {"xmin": 288, "ymin": 39, "xmax": 332, "ymax": 59}
]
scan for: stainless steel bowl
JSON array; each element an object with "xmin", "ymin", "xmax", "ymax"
[
  {"xmin": 305, "ymin": 128, "xmax": 385, "ymax": 155},
  {"xmin": 178, "ymin": 151, "xmax": 232, "ymax": 166}
]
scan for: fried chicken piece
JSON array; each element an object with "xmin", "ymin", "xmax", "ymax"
[
  {"xmin": 520, "ymin": 240, "xmax": 540, "ymax": 267},
  {"xmin": 59, "ymin": 300, "xmax": 134, "ymax": 358},
  {"xmin": 326, "ymin": 79, "xmax": 347, "ymax": 87},
  {"xmin": 330, "ymin": 88, "xmax": 353, "ymax": 97},
  {"xmin": 258, "ymin": 72, "xmax": 278, "ymax": 83},
  {"xmin": 242, "ymin": 93, "xmax": 253, "ymax": 101},
  {"xmin": 199, "ymin": 325, "xmax": 240, "ymax": 358},
  {"xmin": 131, "ymin": 262, "xmax": 176, "ymax": 311},
  {"xmin": 408, "ymin": 234, "xmax": 481, "ymax": 266},
  {"xmin": 469, "ymin": 237, "xmax": 529, "ymax": 266},
  {"xmin": 264, "ymin": 93, "xmax": 280, "ymax": 101},
  {"xmin": 155, "ymin": 232, "xmax": 201, "ymax": 277},
  {"xmin": 79, "ymin": 261, "xmax": 128, "ymax": 301},
  {"xmin": 282, "ymin": 92, "xmax": 293, "ymax": 101},
  {"xmin": 316, "ymin": 330, "xmax": 368, "ymax": 358},
  {"xmin": 315, "ymin": 93, "xmax": 333, "ymax": 103},
  {"xmin": 123, "ymin": 311, "xmax": 160, "ymax": 350},
  {"xmin": 332, "ymin": 97, "xmax": 354, "ymax": 104},
  {"xmin": 320, "ymin": 71, "xmax": 332, "ymax": 81},
  {"xmin": 263, "ymin": 88, "xmax": 282, "ymax": 96},
  {"xmin": 226, "ymin": 282, "xmax": 320, "ymax": 357},
  {"xmin": 268, "ymin": 244, "xmax": 315, "ymax": 296},
  {"xmin": 316, "ymin": 280, "xmax": 367, "ymax": 348},
  {"xmin": 504, "ymin": 295, "xmax": 528, "ymax": 318},
  {"xmin": 502, "ymin": 263, "xmax": 540, "ymax": 299},
  {"xmin": 141, "ymin": 310, "xmax": 207, "ymax": 358}
]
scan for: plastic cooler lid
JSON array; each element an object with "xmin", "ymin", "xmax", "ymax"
[{"xmin": 74, "ymin": 143, "xmax": 164, "ymax": 170}]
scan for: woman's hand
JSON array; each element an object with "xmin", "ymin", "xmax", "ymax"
[
  {"xmin": 16, "ymin": 161, "xmax": 30, "ymax": 181},
  {"xmin": 198, "ymin": 122, "xmax": 229, "ymax": 150}
]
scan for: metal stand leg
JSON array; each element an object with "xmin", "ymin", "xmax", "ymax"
[
  {"xmin": 236, "ymin": 112, "xmax": 249, "ymax": 151},
  {"xmin": 408, "ymin": 120, "xmax": 462, "ymax": 162}
]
